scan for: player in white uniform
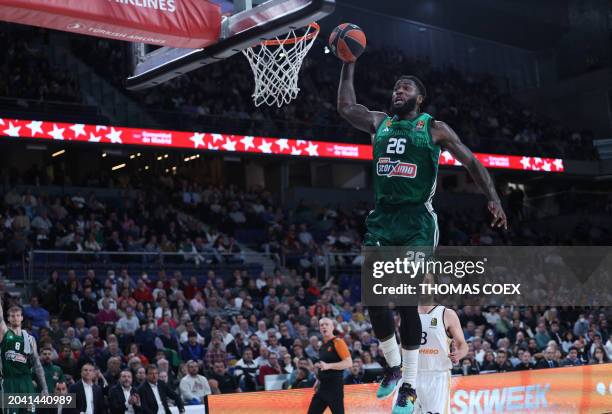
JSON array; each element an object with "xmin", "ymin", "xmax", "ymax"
[{"xmin": 414, "ymin": 305, "xmax": 468, "ymax": 414}]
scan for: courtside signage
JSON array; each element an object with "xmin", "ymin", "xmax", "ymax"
[{"xmin": 0, "ymin": 117, "xmax": 564, "ymax": 172}]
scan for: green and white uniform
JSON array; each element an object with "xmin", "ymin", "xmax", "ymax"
[
  {"xmin": 364, "ymin": 113, "xmax": 441, "ymax": 247},
  {"xmin": 1, "ymin": 328, "xmax": 36, "ymax": 414}
]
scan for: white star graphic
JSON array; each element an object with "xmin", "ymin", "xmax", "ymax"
[
  {"xmin": 3, "ymin": 122, "xmax": 21, "ymax": 137},
  {"xmin": 95, "ymin": 125, "xmax": 107, "ymax": 132},
  {"xmin": 441, "ymin": 151, "xmax": 454, "ymax": 162},
  {"xmin": 290, "ymin": 146, "xmax": 302, "ymax": 155},
  {"xmin": 305, "ymin": 142, "xmax": 319, "ymax": 156},
  {"xmin": 190, "ymin": 133, "xmax": 205, "ymax": 148},
  {"xmin": 106, "ymin": 127, "xmax": 122, "ymax": 143},
  {"xmin": 49, "ymin": 124, "xmax": 65, "ymax": 140},
  {"xmin": 454, "ymin": 159, "xmax": 462, "ymax": 166},
  {"xmin": 70, "ymin": 124, "xmax": 86, "ymax": 138},
  {"xmin": 26, "ymin": 120, "xmax": 43, "ymax": 136},
  {"xmin": 276, "ymin": 139, "xmax": 289, "ymax": 151},
  {"xmin": 541, "ymin": 161, "xmax": 551, "ymax": 171},
  {"xmin": 534, "ymin": 157, "xmax": 542, "ymax": 164},
  {"xmin": 258, "ymin": 139, "xmax": 272, "ymax": 154},
  {"xmin": 553, "ymin": 159, "xmax": 563, "ymax": 171},
  {"xmin": 520, "ymin": 157, "xmax": 531, "ymax": 170},
  {"xmin": 222, "ymin": 138, "xmax": 237, "ymax": 152},
  {"xmin": 297, "ymin": 140, "xmax": 306, "ymax": 146},
  {"xmin": 207, "ymin": 143, "xmax": 219, "ymax": 150},
  {"xmin": 0, "ymin": 119, "xmax": 4, "ymax": 126},
  {"xmin": 241, "ymin": 136, "xmax": 255, "ymax": 150},
  {"xmin": 88, "ymin": 133, "xmax": 101, "ymax": 143},
  {"xmin": 212, "ymin": 134, "xmax": 225, "ymax": 143}
]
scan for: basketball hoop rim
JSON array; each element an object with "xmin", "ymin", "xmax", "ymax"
[{"xmin": 260, "ymin": 22, "xmax": 320, "ymax": 46}]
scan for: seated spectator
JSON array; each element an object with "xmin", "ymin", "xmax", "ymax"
[
  {"xmin": 108, "ymin": 369, "xmax": 141, "ymax": 414},
  {"xmin": 117, "ymin": 306, "xmax": 140, "ymax": 337},
  {"xmin": 494, "ymin": 349, "xmax": 513, "ymax": 372},
  {"xmin": 291, "ymin": 367, "xmax": 315, "ymax": 389},
  {"xmin": 204, "ymin": 335, "xmax": 227, "ymax": 370},
  {"xmin": 361, "ymin": 351, "xmax": 382, "ymax": 371},
  {"xmin": 305, "ymin": 336, "xmax": 321, "ymax": 361},
  {"xmin": 561, "ymin": 347, "xmax": 583, "ymax": 367},
  {"xmin": 344, "ymin": 362, "xmax": 364, "ymax": 385},
  {"xmin": 181, "ymin": 331, "xmax": 205, "ymax": 364},
  {"xmin": 179, "ymin": 360, "xmax": 212, "ymax": 405},
  {"xmin": 258, "ymin": 352, "xmax": 282, "ymax": 386},
  {"xmin": 137, "ymin": 364, "xmax": 185, "ymax": 414},
  {"xmin": 234, "ymin": 348, "xmax": 258, "ymax": 392},
  {"xmin": 589, "ymin": 346, "xmax": 610, "ymax": 365},
  {"xmin": 103, "ymin": 356, "xmax": 123, "ymax": 388},
  {"xmin": 535, "ymin": 346, "xmax": 560, "ymax": 369},
  {"xmin": 209, "ymin": 361, "xmax": 240, "ymax": 394},
  {"xmin": 513, "ymin": 350, "xmax": 534, "ymax": 371},
  {"xmin": 287, "ymin": 357, "xmax": 314, "ymax": 388},
  {"xmin": 23, "ymin": 295, "xmax": 49, "ymax": 330}
]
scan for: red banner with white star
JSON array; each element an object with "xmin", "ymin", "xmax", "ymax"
[{"xmin": 0, "ymin": 117, "xmax": 564, "ymax": 172}]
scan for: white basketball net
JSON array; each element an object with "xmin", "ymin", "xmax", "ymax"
[{"xmin": 242, "ymin": 23, "xmax": 319, "ymax": 107}]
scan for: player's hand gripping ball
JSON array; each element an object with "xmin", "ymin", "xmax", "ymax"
[{"xmin": 328, "ymin": 23, "xmax": 367, "ymax": 63}]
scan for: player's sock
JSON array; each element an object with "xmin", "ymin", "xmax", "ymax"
[
  {"xmin": 380, "ymin": 336, "xmax": 401, "ymax": 368},
  {"xmin": 401, "ymin": 348, "xmax": 418, "ymax": 386}
]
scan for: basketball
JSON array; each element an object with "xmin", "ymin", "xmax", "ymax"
[{"xmin": 328, "ymin": 23, "xmax": 367, "ymax": 63}]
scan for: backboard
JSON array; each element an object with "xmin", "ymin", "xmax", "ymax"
[{"xmin": 126, "ymin": 0, "xmax": 335, "ymax": 90}]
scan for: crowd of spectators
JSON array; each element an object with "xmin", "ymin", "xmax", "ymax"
[
  {"xmin": 0, "ymin": 176, "xmax": 610, "ymax": 407},
  {"xmin": 2, "ymin": 264, "xmax": 610, "ymax": 407},
  {"xmin": 0, "ymin": 26, "xmax": 82, "ymax": 103},
  {"xmin": 2, "ymin": 165, "xmax": 612, "ymax": 268},
  {"xmin": 68, "ymin": 35, "xmax": 598, "ymax": 160}
]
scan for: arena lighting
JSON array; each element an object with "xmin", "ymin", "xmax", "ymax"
[
  {"xmin": 0, "ymin": 117, "xmax": 565, "ymax": 173},
  {"xmin": 144, "ymin": 165, "xmax": 150, "ymax": 170},
  {"xmin": 102, "ymin": 153, "xmax": 107, "ymax": 158},
  {"xmin": 130, "ymin": 154, "xmax": 136, "ymax": 159},
  {"xmin": 51, "ymin": 149, "xmax": 65, "ymax": 157},
  {"xmin": 112, "ymin": 163, "xmax": 126, "ymax": 171}
]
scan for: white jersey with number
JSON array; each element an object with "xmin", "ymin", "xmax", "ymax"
[
  {"xmin": 417, "ymin": 305, "xmax": 452, "ymax": 414},
  {"xmin": 418, "ymin": 305, "xmax": 452, "ymax": 372}
]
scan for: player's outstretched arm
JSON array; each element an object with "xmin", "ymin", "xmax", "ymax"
[
  {"xmin": 444, "ymin": 309, "xmax": 468, "ymax": 364},
  {"xmin": 431, "ymin": 120, "xmax": 507, "ymax": 229},
  {"xmin": 337, "ymin": 63, "xmax": 386, "ymax": 138},
  {"xmin": 30, "ymin": 338, "xmax": 49, "ymax": 394},
  {"xmin": 0, "ymin": 298, "xmax": 7, "ymax": 343}
]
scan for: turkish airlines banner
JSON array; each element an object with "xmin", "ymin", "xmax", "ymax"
[
  {"xmin": 0, "ymin": 117, "xmax": 565, "ymax": 172},
  {"xmin": 206, "ymin": 364, "xmax": 612, "ymax": 413},
  {"xmin": 0, "ymin": 0, "xmax": 221, "ymax": 48}
]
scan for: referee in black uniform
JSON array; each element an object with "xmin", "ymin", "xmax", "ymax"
[{"xmin": 307, "ymin": 318, "xmax": 352, "ymax": 414}]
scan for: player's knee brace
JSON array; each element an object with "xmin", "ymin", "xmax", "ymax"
[
  {"xmin": 367, "ymin": 306, "xmax": 396, "ymax": 340},
  {"xmin": 398, "ymin": 306, "xmax": 421, "ymax": 349}
]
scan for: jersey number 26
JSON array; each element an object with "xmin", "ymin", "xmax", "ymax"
[{"xmin": 386, "ymin": 138, "xmax": 406, "ymax": 154}]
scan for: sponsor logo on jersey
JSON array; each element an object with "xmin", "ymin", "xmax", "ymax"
[
  {"xmin": 430, "ymin": 317, "xmax": 438, "ymax": 327},
  {"xmin": 419, "ymin": 348, "xmax": 439, "ymax": 355},
  {"xmin": 4, "ymin": 350, "xmax": 27, "ymax": 364},
  {"xmin": 415, "ymin": 120, "xmax": 425, "ymax": 130},
  {"xmin": 376, "ymin": 157, "xmax": 417, "ymax": 178}
]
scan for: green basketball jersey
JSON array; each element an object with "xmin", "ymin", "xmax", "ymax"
[
  {"xmin": 372, "ymin": 113, "xmax": 441, "ymax": 206},
  {"xmin": 1, "ymin": 328, "xmax": 31, "ymax": 377}
]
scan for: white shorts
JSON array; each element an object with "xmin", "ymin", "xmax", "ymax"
[{"xmin": 415, "ymin": 371, "xmax": 451, "ymax": 414}]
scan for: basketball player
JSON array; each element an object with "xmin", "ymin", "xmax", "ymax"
[
  {"xmin": 337, "ymin": 62, "xmax": 507, "ymax": 413},
  {"xmin": 0, "ymin": 299, "xmax": 48, "ymax": 414},
  {"xmin": 413, "ymin": 304, "xmax": 467, "ymax": 414}
]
